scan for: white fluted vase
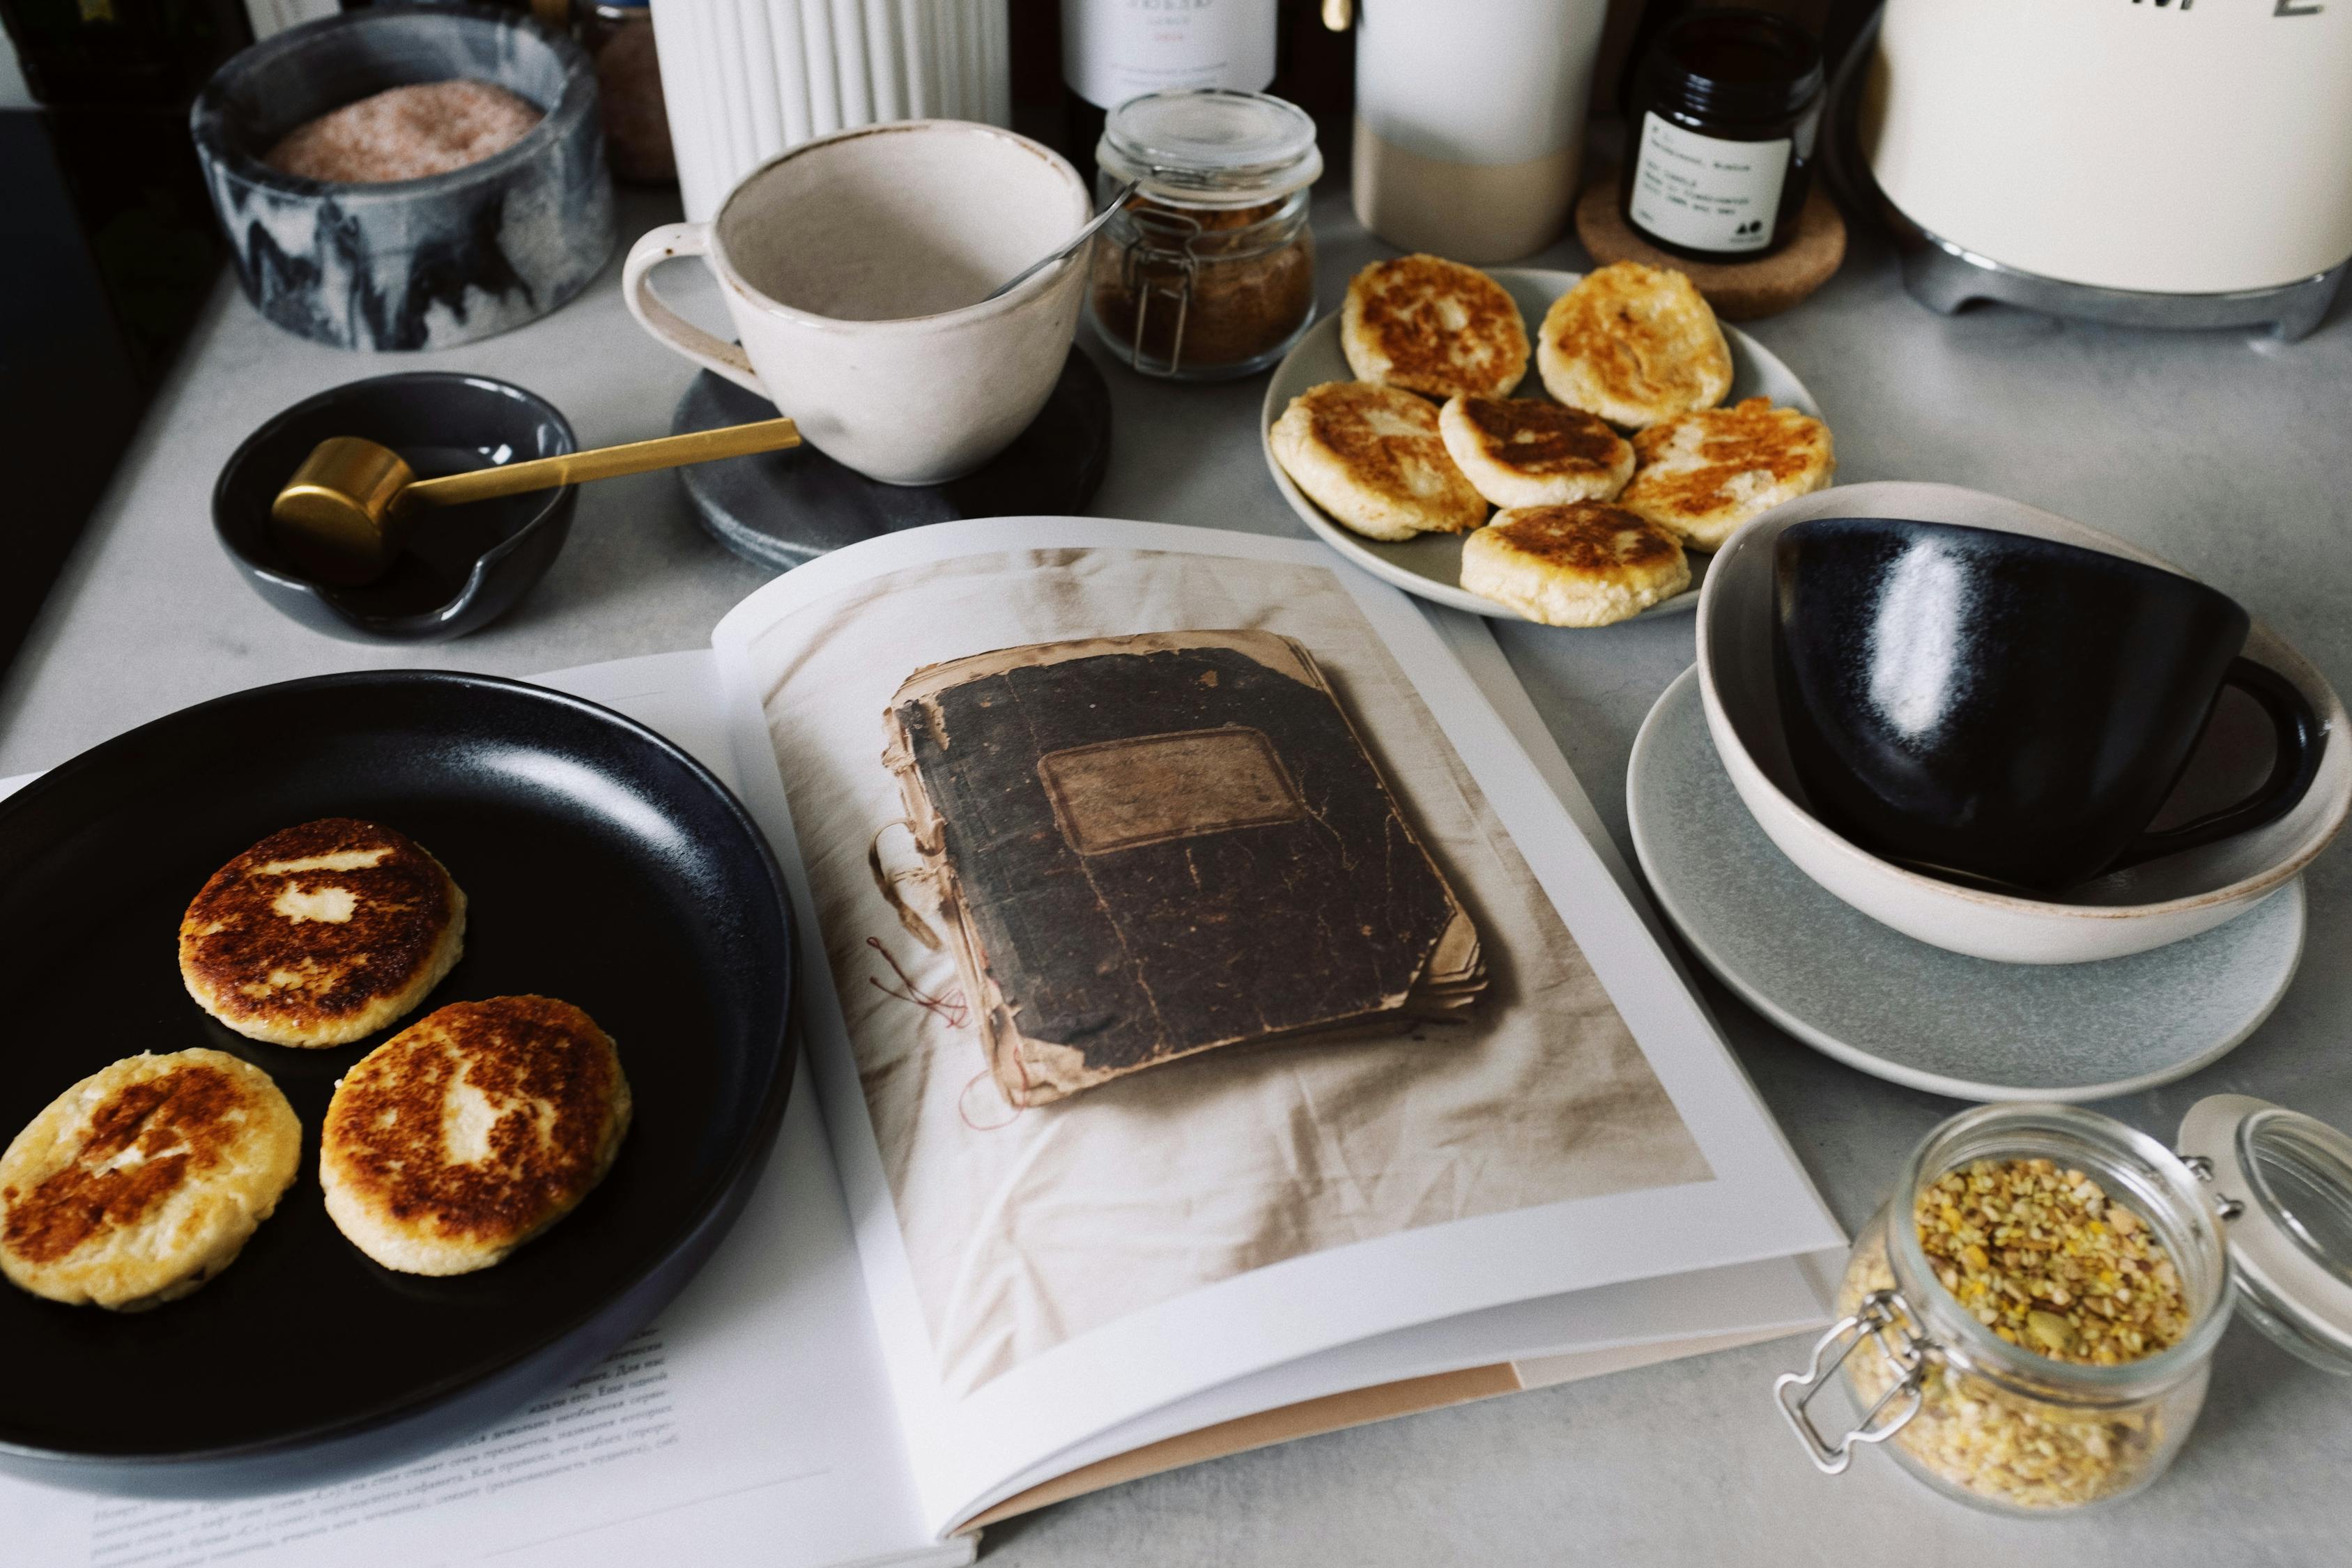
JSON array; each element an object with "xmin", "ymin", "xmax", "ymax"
[{"xmin": 651, "ymin": 0, "xmax": 1013, "ymax": 221}]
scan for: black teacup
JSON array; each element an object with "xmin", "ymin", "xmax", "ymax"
[{"xmin": 1771, "ymin": 518, "xmax": 2322, "ymax": 893}]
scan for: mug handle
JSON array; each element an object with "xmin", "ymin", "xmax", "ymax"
[
  {"xmin": 2111, "ymin": 659, "xmax": 2325, "ymax": 871},
  {"xmin": 622, "ymin": 222, "xmax": 768, "ymax": 397}
]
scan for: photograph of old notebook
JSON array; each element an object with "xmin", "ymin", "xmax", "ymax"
[
  {"xmin": 882, "ymin": 631, "xmax": 1484, "ymax": 1107},
  {"xmin": 1, "ymin": 521, "xmax": 1845, "ymax": 1568}
]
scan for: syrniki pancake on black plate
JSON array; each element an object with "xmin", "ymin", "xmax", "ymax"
[
  {"xmin": 179, "ymin": 817, "xmax": 466, "ymax": 1047},
  {"xmin": 321, "ymin": 995, "xmax": 631, "ymax": 1276},
  {"xmin": 1, "ymin": 1049, "xmax": 300, "ymax": 1309}
]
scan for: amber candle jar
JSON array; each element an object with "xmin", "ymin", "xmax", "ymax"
[{"xmin": 1620, "ymin": 8, "xmax": 1823, "ymax": 263}]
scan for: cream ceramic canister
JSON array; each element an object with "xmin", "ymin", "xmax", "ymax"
[{"xmin": 1344, "ymin": 0, "xmax": 1611, "ymax": 263}]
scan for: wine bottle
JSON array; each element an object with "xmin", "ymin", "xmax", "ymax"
[{"xmin": 1058, "ymin": 0, "xmax": 1278, "ymax": 183}]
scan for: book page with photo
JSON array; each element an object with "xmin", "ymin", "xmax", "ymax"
[{"xmin": 712, "ymin": 518, "xmax": 1841, "ymax": 1530}]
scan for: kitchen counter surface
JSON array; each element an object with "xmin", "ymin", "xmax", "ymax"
[{"xmin": 6, "ymin": 185, "xmax": 2349, "ymax": 1565}]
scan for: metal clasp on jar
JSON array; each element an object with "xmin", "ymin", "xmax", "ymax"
[
  {"xmin": 1116, "ymin": 210, "xmax": 1205, "ymax": 378},
  {"xmin": 1774, "ymin": 1289, "xmax": 1929, "ymax": 1474},
  {"xmin": 2177, "ymin": 1153, "xmax": 2247, "ymax": 1221}
]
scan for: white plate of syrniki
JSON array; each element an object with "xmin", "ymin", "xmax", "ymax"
[{"xmin": 1263, "ymin": 258, "xmax": 1834, "ymax": 627}]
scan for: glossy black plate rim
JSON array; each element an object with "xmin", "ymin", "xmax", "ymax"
[{"xmin": 0, "ymin": 670, "xmax": 797, "ymax": 1484}]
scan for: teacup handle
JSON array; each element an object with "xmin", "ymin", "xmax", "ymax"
[
  {"xmin": 622, "ymin": 222, "xmax": 769, "ymax": 398},
  {"xmin": 2111, "ymin": 659, "xmax": 2326, "ymax": 871}
]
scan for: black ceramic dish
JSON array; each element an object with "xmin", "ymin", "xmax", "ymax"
[
  {"xmin": 191, "ymin": 3, "xmax": 615, "ymax": 351},
  {"xmin": 217, "ymin": 372, "xmax": 578, "ymax": 641},
  {"xmin": 1773, "ymin": 516, "xmax": 2322, "ymax": 892},
  {"xmin": 671, "ymin": 348, "xmax": 1114, "ymax": 572},
  {"xmin": 0, "ymin": 672, "xmax": 794, "ymax": 1496}
]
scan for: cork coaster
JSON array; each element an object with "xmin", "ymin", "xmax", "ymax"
[{"xmin": 1574, "ymin": 176, "xmax": 1845, "ymax": 321}]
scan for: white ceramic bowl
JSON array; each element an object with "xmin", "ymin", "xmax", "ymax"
[{"xmin": 1693, "ymin": 481, "xmax": 2351, "ymax": 964}]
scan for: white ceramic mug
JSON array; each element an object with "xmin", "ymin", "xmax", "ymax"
[{"xmin": 624, "ymin": 120, "xmax": 1090, "ymax": 486}]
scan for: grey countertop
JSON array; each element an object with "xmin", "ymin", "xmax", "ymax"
[{"xmin": 6, "ymin": 185, "xmax": 2349, "ymax": 1564}]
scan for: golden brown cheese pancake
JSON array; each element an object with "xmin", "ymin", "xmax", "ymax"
[
  {"xmin": 1458, "ymin": 501, "xmax": 1691, "ymax": 627},
  {"xmin": 0, "ymin": 1049, "xmax": 300, "ymax": 1309},
  {"xmin": 1341, "ymin": 254, "xmax": 1531, "ymax": 401},
  {"xmin": 1438, "ymin": 394, "xmax": 1636, "ymax": 509},
  {"xmin": 1618, "ymin": 397, "xmax": 1836, "ymax": 549},
  {"xmin": 320, "ymin": 996, "xmax": 631, "ymax": 1276},
  {"xmin": 179, "ymin": 818, "xmax": 466, "ymax": 1047},
  {"xmin": 1536, "ymin": 261, "xmax": 1732, "ymax": 429},
  {"xmin": 1271, "ymin": 380, "xmax": 1489, "ymax": 540}
]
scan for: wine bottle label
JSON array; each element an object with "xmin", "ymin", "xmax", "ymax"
[
  {"xmin": 1061, "ymin": 0, "xmax": 1278, "ymax": 109},
  {"xmin": 1628, "ymin": 113, "xmax": 1790, "ymax": 255}
]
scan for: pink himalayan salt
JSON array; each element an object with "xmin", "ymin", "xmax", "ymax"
[{"xmin": 264, "ymin": 80, "xmax": 544, "ymax": 184}]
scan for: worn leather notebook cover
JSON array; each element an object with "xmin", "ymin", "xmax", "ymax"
[{"xmin": 881, "ymin": 631, "xmax": 1484, "ymax": 1107}]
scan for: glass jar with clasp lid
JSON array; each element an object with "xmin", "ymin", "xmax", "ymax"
[
  {"xmin": 1776, "ymin": 1099, "xmax": 2352, "ymax": 1515},
  {"xmin": 1086, "ymin": 88, "xmax": 1323, "ymax": 381}
]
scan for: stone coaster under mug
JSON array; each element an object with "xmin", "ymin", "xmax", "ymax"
[
  {"xmin": 1575, "ymin": 177, "xmax": 1845, "ymax": 321},
  {"xmin": 670, "ymin": 348, "xmax": 1113, "ymax": 573}
]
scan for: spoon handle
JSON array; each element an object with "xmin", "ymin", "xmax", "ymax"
[
  {"xmin": 403, "ymin": 417, "xmax": 801, "ymax": 507},
  {"xmin": 985, "ymin": 179, "xmax": 1140, "ymax": 302}
]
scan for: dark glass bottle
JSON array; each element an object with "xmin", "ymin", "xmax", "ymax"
[
  {"xmin": 1620, "ymin": 8, "xmax": 1823, "ymax": 263},
  {"xmin": 0, "ymin": 0, "xmax": 248, "ymax": 105}
]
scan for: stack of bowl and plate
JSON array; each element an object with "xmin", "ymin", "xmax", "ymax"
[{"xmin": 1628, "ymin": 481, "xmax": 2351, "ymax": 1101}]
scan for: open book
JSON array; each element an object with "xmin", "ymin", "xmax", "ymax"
[{"xmin": 2, "ymin": 520, "xmax": 1845, "ymax": 1568}]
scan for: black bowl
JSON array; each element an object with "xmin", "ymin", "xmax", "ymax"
[
  {"xmin": 215, "ymin": 372, "xmax": 577, "ymax": 641},
  {"xmin": 1772, "ymin": 516, "xmax": 2322, "ymax": 892},
  {"xmin": 0, "ymin": 671, "xmax": 794, "ymax": 1495}
]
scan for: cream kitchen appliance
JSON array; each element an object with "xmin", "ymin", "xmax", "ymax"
[{"xmin": 1852, "ymin": 0, "xmax": 2352, "ymax": 339}]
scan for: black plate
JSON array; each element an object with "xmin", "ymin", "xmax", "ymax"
[{"xmin": 0, "ymin": 672, "xmax": 794, "ymax": 1496}]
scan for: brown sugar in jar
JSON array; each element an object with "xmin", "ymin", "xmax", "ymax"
[
  {"xmin": 1087, "ymin": 90, "xmax": 1323, "ymax": 381},
  {"xmin": 1090, "ymin": 196, "xmax": 1316, "ymax": 375}
]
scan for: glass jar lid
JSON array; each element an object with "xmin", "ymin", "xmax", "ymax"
[
  {"xmin": 1097, "ymin": 89, "xmax": 1323, "ymax": 210},
  {"xmin": 2180, "ymin": 1096, "xmax": 2352, "ymax": 1375},
  {"xmin": 1638, "ymin": 8, "xmax": 1824, "ymax": 123}
]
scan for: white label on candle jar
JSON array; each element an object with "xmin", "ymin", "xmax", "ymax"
[
  {"xmin": 1628, "ymin": 113, "xmax": 1791, "ymax": 254},
  {"xmin": 1061, "ymin": 0, "xmax": 1278, "ymax": 109}
]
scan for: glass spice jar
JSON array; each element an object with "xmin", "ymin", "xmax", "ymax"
[
  {"xmin": 1620, "ymin": 7, "xmax": 1823, "ymax": 262},
  {"xmin": 1777, "ymin": 1100, "xmax": 2352, "ymax": 1516},
  {"xmin": 1088, "ymin": 89, "xmax": 1322, "ymax": 381},
  {"xmin": 574, "ymin": 0, "xmax": 675, "ymax": 185}
]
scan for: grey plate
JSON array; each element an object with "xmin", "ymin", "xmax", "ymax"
[
  {"xmin": 1629, "ymin": 666, "xmax": 2306, "ymax": 1102},
  {"xmin": 1259, "ymin": 267, "xmax": 1824, "ymax": 624}
]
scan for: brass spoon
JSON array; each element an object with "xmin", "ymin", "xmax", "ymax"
[{"xmin": 270, "ymin": 416, "xmax": 801, "ymax": 586}]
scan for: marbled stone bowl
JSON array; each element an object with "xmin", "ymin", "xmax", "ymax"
[
  {"xmin": 191, "ymin": 3, "xmax": 615, "ymax": 350},
  {"xmin": 215, "ymin": 372, "xmax": 578, "ymax": 640}
]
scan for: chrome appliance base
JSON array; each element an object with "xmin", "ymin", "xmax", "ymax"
[
  {"xmin": 1900, "ymin": 230, "xmax": 2348, "ymax": 343},
  {"xmin": 1820, "ymin": 8, "xmax": 2348, "ymax": 344}
]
